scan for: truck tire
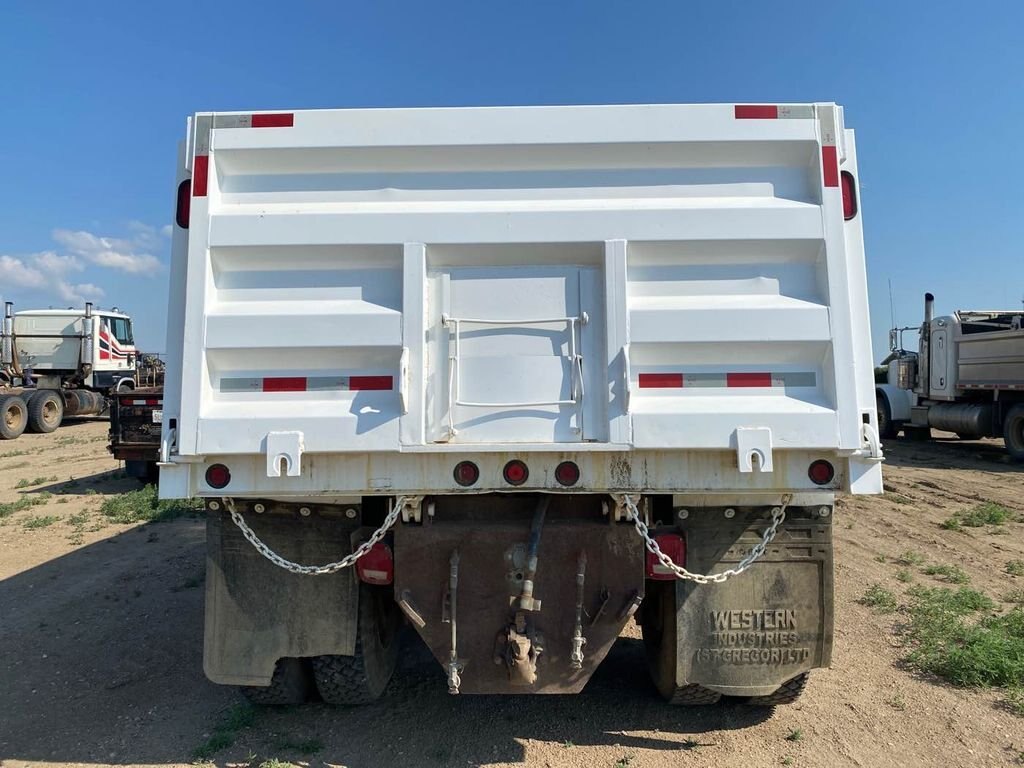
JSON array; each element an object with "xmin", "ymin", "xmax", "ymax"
[
  {"xmin": 1003, "ymin": 405, "xmax": 1024, "ymax": 462},
  {"xmin": 876, "ymin": 393, "xmax": 898, "ymax": 440},
  {"xmin": 240, "ymin": 657, "xmax": 313, "ymax": 706},
  {"xmin": 311, "ymin": 584, "xmax": 401, "ymax": 705},
  {"xmin": 0, "ymin": 395, "xmax": 28, "ymax": 440},
  {"xmin": 743, "ymin": 672, "xmax": 809, "ymax": 707},
  {"xmin": 642, "ymin": 582, "xmax": 722, "ymax": 706},
  {"xmin": 27, "ymin": 390, "xmax": 64, "ymax": 433}
]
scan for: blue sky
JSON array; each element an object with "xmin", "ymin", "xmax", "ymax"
[{"xmin": 2, "ymin": 1, "xmax": 1021, "ymax": 355}]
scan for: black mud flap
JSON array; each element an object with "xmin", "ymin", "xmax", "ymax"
[
  {"xmin": 675, "ymin": 507, "xmax": 833, "ymax": 697},
  {"xmin": 204, "ymin": 512, "xmax": 359, "ymax": 686}
]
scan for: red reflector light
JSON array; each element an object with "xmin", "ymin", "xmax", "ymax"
[
  {"xmin": 646, "ymin": 533, "xmax": 686, "ymax": 580},
  {"xmin": 193, "ymin": 155, "xmax": 209, "ymax": 197},
  {"xmin": 554, "ymin": 461, "xmax": 580, "ymax": 487},
  {"xmin": 251, "ymin": 112, "xmax": 295, "ymax": 128},
  {"xmin": 262, "ymin": 377, "xmax": 306, "ymax": 392},
  {"xmin": 808, "ymin": 459, "xmax": 835, "ymax": 485},
  {"xmin": 349, "ymin": 376, "xmax": 393, "ymax": 391},
  {"xmin": 205, "ymin": 463, "xmax": 231, "ymax": 489},
  {"xmin": 727, "ymin": 372, "xmax": 772, "ymax": 388},
  {"xmin": 841, "ymin": 171, "xmax": 858, "ymax": 220},
  {"xmin": 734, "ymin": 104, "xmax": 778, "ymax": 119},
  {"xmin": 356, "ymin": 541, "xmax": 394, "ymax": 585},
  {"xmin": 638, "ymin": 372, "xmax": 683, "ymax": 389},
  {"xmin": 821, "ymin": 145, "xmax": 839, "ymax": 188},
  {"xmin": 453, "ymin": 461, "xmax": 479, "ymax": 487},
  {"xmin": 175, "ymin": 179, "xmax": 191, "ymax": 229},
  {"xmin": 503, "ymin": 460, "xmax": 529, "ymax": 486}
]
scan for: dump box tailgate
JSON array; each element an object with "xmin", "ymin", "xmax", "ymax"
[{"xmin": 170, "ymin": 103, "xmax": 877, "ymax": 484}]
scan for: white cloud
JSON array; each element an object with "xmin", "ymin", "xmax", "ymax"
[
  {"xmin": 53, "ymin": 228, "xmax": 162, "ymax": 275},
  {"xmin": 0, "ymin": 254, "xmax": 48, "ymax": 289},
  {"xmin": 0, "ymin": 251, "xmax": 102, "ymax": 305},
  {"xmin": 161, "ymin": 224, "xmax": 173, "ymax": 238}
]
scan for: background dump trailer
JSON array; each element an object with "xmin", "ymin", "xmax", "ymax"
[
  {"xmin": 161, "ymin": 103, "xmax": 881, "ymax": 707},
  {"xmin": 877, "ymin": 293, "xmax": 1024, "ymax": 459},
  {"xmin": 0, "ymin": 302, "xmax": 136, "ymax": 440}
]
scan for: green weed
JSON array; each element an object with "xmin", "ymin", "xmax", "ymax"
[
  {"xmin": 859, "ymin": 584, "xmax": 897, "ymax": 613},
  {"xmin": 1007, "ymin": 560, "xmax": 1024, "ymax": 577},
  {"xmin": 0, "ymin": 495, "xmax": 49, "ymax": 519},
  {"xmin": 192, "ymin": 703, "xmax": 257, "ymax": 760},
  {"xmin": 14, "ymin": 475, "xmax": 57, "ymax": 488},
  {"xmin": 923, "ymin": 563, "xmax": 970, "ymax": 584},
  {"xmin": 785, "ymin": 729, "xmax": 803, "ymax": 742},
  {"xmin": 23, "ymin": 515, "xmax": 59, "ymax": 529},
  {"xmin": 897, "ymin": 550, "xmax": 926, "ymax": 566},
  {"xmin": 896, "ymin": 568, "xmax": 913, "ymax": 583},
  {"xmin": 100, "ymin": 485, "xmax": 201, "ymax": 524},
  {"xmin": 944, "ymin": 502, "xmax": 1014, "ymax": 531}
]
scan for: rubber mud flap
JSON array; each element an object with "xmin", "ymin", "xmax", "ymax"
[
  {"xmin": 203, "ymin": 511, "xmax": 360, "ymax": 687},
  {"xmin": 673, "ymin": 507, "xmax": 833, "ymax": 698}
]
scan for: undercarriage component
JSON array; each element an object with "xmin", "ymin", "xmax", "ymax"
[
  {"xmin": 442, "ymin": 550, "xmax": 464, "ymax": 694},
  {"xmin": 394, "ymin": 495, "xmax": 644, "ymax": 694},
  {"xmin": 569, "ymin": 552, "xmax": 587, "ymax": 669},
  {"xmin": 240, "ymin": 657, "xmax": 312, "ymax": 706}
]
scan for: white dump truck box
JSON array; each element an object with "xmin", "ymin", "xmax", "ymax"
[{"xmin": 162, "ymin": 103, "xmax": 881, "ymax": 497}]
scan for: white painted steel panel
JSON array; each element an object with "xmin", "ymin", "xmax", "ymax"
[{"xmin": 163, "ymin": 102, "xmax": 882, "ymax": 497}]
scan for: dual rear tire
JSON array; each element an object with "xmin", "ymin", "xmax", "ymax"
[{"xmin": 0, "ymin": 391, "xmax": 64, "ymax": 439}]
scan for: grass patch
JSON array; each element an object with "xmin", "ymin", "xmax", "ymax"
[
  {"xmin": 923, "ymin": 563, "xmax": 970, "ymax": 584},
  {"xmin": 0, "ymin": 495, "xmax": 50, "ymax": 519},
  {"xmin": 192, "ymin": 703, "xmax": 257, "ymax": 760},
  {"xmin": 614, "ymin": 756, "xmax": 634, "ymax": 768},
  {"xmin": 944, "ymin": 502, "xmax": 1014, "ymax": 531},
  {"xmin": 1007, "ymin": 560, "xmax": 1024, "ymax": 577},
  {"xmin": 100, "ymin": 485, "xmax": 202, "ymax": 524},
  {"xmin": 1004, "ymin": 589, "xmax": 1024, "ymax": 604},
  {"xmin": 897, "ymin": 550, "xmax": 926, "ymax": 566},
  {"xmin": 274, "ymin": 735, "xmax": 323, "ymax": 755},
  {"xmin": 785, "ymin": 728, "xmax": 803, "ymax": 742},
  {"xmin": 904, "ymin": 585, "xmax": 1022, "ymax": 691},
  {"xmin": 0, "ymin": 449, "xmax": 32, "ymax": 458},
  {"xmin": 259, "ymin": 760, "xmax": 299, "ymax": 768},
  {"xmin": 874, "ymin": 554, "xmax": 887, "ymax": 563},
  {"xmin": 859, "ymin": 584, "xmax": 897, "ymax": 613},
  {"xmin": 23, "ymin": 515, "xmax": 59, "ymax": 529},
  {"xmin": 14, "ymin": 475, "xmax": 57, "ymax": 489},
  {"xmin": 896, "ymin": 568, "xmax": 913, "ymax": 583},
  {"xmin": 886, "ymin": 493, "xmax": 913, "ymax": 505}
]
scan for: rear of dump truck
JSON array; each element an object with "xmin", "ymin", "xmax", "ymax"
[{"xmin": 160, "ymin": 103, "xmax": 881, "ymax": 707}]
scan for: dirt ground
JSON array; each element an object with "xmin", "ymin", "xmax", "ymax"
[{"xmin": 1, "ymin": 421, "xmax": 1023, "ymax": 768}]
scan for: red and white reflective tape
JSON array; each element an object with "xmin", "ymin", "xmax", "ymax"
[
  {"xmin": 637, "ymin": 372, "xmax": 816, "ymax": 389},
  {"xmin": 734, "ymin": 104, "xmax": 815, "ymax": 120},
  {"xmin": 121, "ymin": 398, "xmax": 162, "ymax": 406},
  {"xmin": 193, "ymin": 113, "xmax": 295, "ymax": 197},
  {"xmin": 220, "ymin": 375, "xmax": 394, "ymax": 393}
]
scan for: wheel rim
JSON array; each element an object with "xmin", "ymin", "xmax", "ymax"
[
  {"xmin": 4, "ymin": 404, "xmax": 22, "ymax": 429},
  {"xmin": 43, "ymin": 400, "xmax": 59, "ymax": 426}
]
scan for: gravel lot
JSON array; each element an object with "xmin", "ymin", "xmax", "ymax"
[{"xmin": 1, "ymin": 420, "xmax": 1022, "ymax": 768}]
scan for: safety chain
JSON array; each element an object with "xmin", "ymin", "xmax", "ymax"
[
  {"xmin": 223, "ymin": 496, "xmax": 408, "ymax": 576},
  {"xmin": 621, "ymin": 493, "xmax": 792, "ymax": 584}
]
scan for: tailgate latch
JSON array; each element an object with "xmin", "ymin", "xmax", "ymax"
[
  {"xmin": 266, "ymin": 430, "xmax": 304, "ymax": 478},
  {"xmin": 735, "ymin": 427, "xmax": 773, "ymax": 473}
]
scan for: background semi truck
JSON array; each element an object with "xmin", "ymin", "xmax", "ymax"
[
  {"xmin": 876, "ymin": 293, "xmax": 1024, "ymax": 460},
  {"xmin": 0, "ymin": 302, "xmax": 137, "ymax": 440},
  {"xmin": 159, "ymin": 103, "xmax": 882, "ymax": 707}
]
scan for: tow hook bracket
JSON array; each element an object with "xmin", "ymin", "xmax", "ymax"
[
  {"xmin": 265, "ymin": 431, "xmax": 304, "ymax": 477},
  {"xmin": 494, "ymin": 611, "xmax": 544, "ymax": 686},
  {"xmin": 735, "ymin": 426, "xmax": 774, "ymax": 473}
]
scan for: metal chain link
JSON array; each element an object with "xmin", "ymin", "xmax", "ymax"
[
  {"xmin": 622, "ymin": 493, "xmax": 792, "ymax": 584},
  {"xmin": 223, "ymin": 496, "xmax": 408, "ymax": 576}
]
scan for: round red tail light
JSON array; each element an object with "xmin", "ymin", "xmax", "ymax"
[
  {"xmin": 453, "ymin": 461, "xmax": 479, "ymax": 487},
  {"xmin": 205, "ymin": 463, "xmax": 231, "ymax": 489},
  {"xmin": 503, "ymin": 460, "xmax": 529, "ymax": 486},
  {"xmin": 554, "ymin": 461, "xmax": 580, "ymax": 487},
  {"xmin": 808, "ymin": 459, "xmax": 835, "ymax": 486}
]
